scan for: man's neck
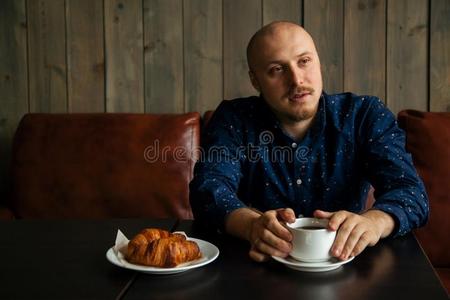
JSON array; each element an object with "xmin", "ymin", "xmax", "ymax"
[{"xmin": 280, "ymin": 117, "xmax": 315, "ymax": 141}]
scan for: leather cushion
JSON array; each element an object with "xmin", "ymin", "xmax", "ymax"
[
  {"xmin": 10, "ymin": 113, "xmax": 200, "ymax": 219},
  {"xmin": 203, "ymin": 110, "xmax": 214, "ymax": 128},
  {"xmin": 398, "ymin": 110, "xmax": 450, "ymax": 267}
]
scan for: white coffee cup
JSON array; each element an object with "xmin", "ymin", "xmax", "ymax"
[{"xmin": 286, "ymin": 218, "xmax": 336, "ymax": 262}]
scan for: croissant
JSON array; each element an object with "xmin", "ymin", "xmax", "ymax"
[{"xmin": 126, "ymin": 228, "xmax": 201, "ymax": 268}]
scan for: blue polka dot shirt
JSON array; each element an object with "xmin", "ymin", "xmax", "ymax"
[{"xmin": 189, "ymin": 93, "xmax": 429, "ymax": 236}]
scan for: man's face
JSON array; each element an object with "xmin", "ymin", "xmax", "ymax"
[{"xmin": 249, "ymin": 25, "xmax": 323, "ymax": 125}]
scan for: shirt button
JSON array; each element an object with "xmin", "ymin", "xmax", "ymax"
[
  {"xmin": 292, "ymin": 143, "xmax": 297, "ymax": 148},
  {"xmin": 296, "ymin": 178, "xmax": 302, "ymax": 185}
]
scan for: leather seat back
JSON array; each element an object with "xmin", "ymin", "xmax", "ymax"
[
  {"xmin": 10, "ymin": 113, "xmax": 200, "ymax": 219},
  {"xmin": 398, "ymin": 110, "xmax": 450, "ymax": 268}
]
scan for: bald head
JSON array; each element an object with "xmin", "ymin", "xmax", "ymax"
[
  {"xmin": 245, "ymin": 21, "xmax": 323, "ymax": 126},
  {"xmin": 246, "ymin": 21, "xmax": 317, "ymax": 72}
]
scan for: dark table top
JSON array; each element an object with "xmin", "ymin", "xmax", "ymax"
[
  {"xmin": 0, "ymin": 218, "xmax": 176, "ymax": 300},
  {"xmin": 126, "ymin": 220, "xmax": 448, "ymax": 300},
  {"xmin": 0, "ymin": 219, "xmax": 447, "ymax": 300}
]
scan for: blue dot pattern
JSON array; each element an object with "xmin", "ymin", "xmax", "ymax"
[{"xmin": 189, "ymin": 92, "xmax": 429, "ymax": 236}]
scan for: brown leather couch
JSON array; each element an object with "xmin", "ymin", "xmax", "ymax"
[
  {"xmin": 397, "ymin": 110, "xmax": 450, "ymax": 294},
  {"xmin": 0, "ymin": 110, "xmax": 448, "ymax": 293},
  {"xmin": 4, "ymin": 113, "xmax": 200, "ymax": 219}
]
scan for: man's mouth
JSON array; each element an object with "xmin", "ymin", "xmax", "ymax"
[
  {"xmin": 288, "ymin": 91, "xmax": 312, "ymax": 101},
  {"xmin": 288, "ymin": 87, "xmax": 315, "ymax": 102}
]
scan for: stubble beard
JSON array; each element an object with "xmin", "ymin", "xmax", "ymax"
[
  {"xmin": 284, "ymin": 86, "xmax": 318, "ymax": 122},
  {"xmin": 284, "ymin": 95, "xmax": 319, "ymax": 123},
  {"xmin": 283, "ymin": 106, "xmax": 316, "ymax": 123}
]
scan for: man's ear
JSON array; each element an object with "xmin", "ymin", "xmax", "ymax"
[{"xmin": 248, "ymin": 71, "xmax": 260, "ymax": 92}]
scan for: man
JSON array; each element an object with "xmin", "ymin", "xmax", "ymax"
[{"xmin": 189, "ymin": 21, "xmax": 429, "ymax": 262}]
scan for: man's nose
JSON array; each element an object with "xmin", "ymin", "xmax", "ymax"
[{"xmin": 288, "ymin": 67, "xmax": 304, "ymax": 87}]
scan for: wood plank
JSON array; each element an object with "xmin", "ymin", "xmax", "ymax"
[
  {"xmin": 344, "ymin": 0, "xmax": 386, "ymax": 100},
  {"xmin": 105, "ymin": 0, "xmax": 144, "ymax": 113},
  {"xmin": 263, "ymin": 0, "xmax": 302, "ymax": 25},
  {"xmin": 430, "ymin": 0, "xmax": 450, "ymax": 112},
  {"xmin": 224, "ymin": 0, "xmax": 262, "ymax": 100},
  {"xmin": 0, "ymin": 0, "xmax": 28, "ymax": 196},
  {"xmin": 66, "ymin": 0, "xmax": 104, "ymax": 112},
  {"xmin": 304, "ymin": 0, "xmax": 343, "ymax": 94},
  {"xmin": 184, "ymin": 0, "xmax": 222, "ymax": 114},
  {"xmin": 143, "ymin": 0, "xmax": 183, "ymax": 113},
  {"xmin": 387, "ymin": 0, "xmax": 427, "ymax": 114},
  {"xmin": 27, "ymin": 0, "xmax": 67, "ymax": 113}
]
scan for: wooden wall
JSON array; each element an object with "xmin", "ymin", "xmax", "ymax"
[{"xmin": 0, "ymin": 0, "xmax": 449, "ymax": 195}]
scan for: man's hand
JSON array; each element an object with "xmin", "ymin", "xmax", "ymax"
[
  {"xmin": 313, "ymin": 209, "xmax": 395, "ymax": 260},
  {"xmin": 224, "ymin": 207, "xmax": 296, "ymax": 262},
  {"xmin": 248, "ymin": 208, "xmax": 296, "ymax": 262}
]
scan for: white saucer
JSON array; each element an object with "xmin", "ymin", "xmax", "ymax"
[
  {"xmin": 272, "ymin": 255, "xmax": 354, "ymax": 272},
  {"xmin": 106, "ymin": 238, "xmax": 219, "ymax": 275}
]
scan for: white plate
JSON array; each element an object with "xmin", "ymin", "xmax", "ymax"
[
  {"xmin": 106, "ymin": 238, "xmax": 219, "ymax": 275},
  {"xmin": 272, "ymin": 255, "xmax": 354, "ymax": 272}
]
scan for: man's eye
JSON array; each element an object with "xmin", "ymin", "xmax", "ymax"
[
  {"xmin": 299, "ymin": 58, "xmax": 311, "ymax": 65},
  {"xmin": 270, "ymin": 66, "xmax": 283, "ymax": 74}
]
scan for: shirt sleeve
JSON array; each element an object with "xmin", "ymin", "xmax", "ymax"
[
  {"xmin": 189, "ymin": 101, "xmax": 247, "ymax": 231},
  {"xmin": 357, "ymin": 97, "xmax": 429, "ymax": 237}
]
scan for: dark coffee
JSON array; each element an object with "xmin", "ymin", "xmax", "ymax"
[{"xmin": 298, "ymin": 226, "xmax": 324, "ymax": 230}]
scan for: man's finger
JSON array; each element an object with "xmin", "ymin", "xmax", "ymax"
[
  {"xmin": 339, "ymin": 224, "xmax": 366, "ymax": 260},
  {"xmin": 253, "ymin": 237, "xmax": 289, "ymax": 258},
  {"xmin": 263, "ymin": 214, "xmax": 292, "ymax": 242},
  {"xmin": 313, "ymin": 209, "xmax": 334, "ymax": 219},
  {"xmin": 259, "ymin": 228, "xmax": 292, "ymax": 253},
  {"xmin": 249, "ymin": 248, "xmax": 270, "ymax": 262},
  {"xmin": 350, "ymin": 232, "xmax": 372, "ymax": 257},
  {"xmin": 331, "ymin": 216, "xmax": 357, "ymax": 257},
  {"xmin": 276, "ymin": 208, "xmax": 296, "ymax": 223},
  {"xmin": 327, "ymin": 210, "xmax": 349, "ymax": 231}
]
